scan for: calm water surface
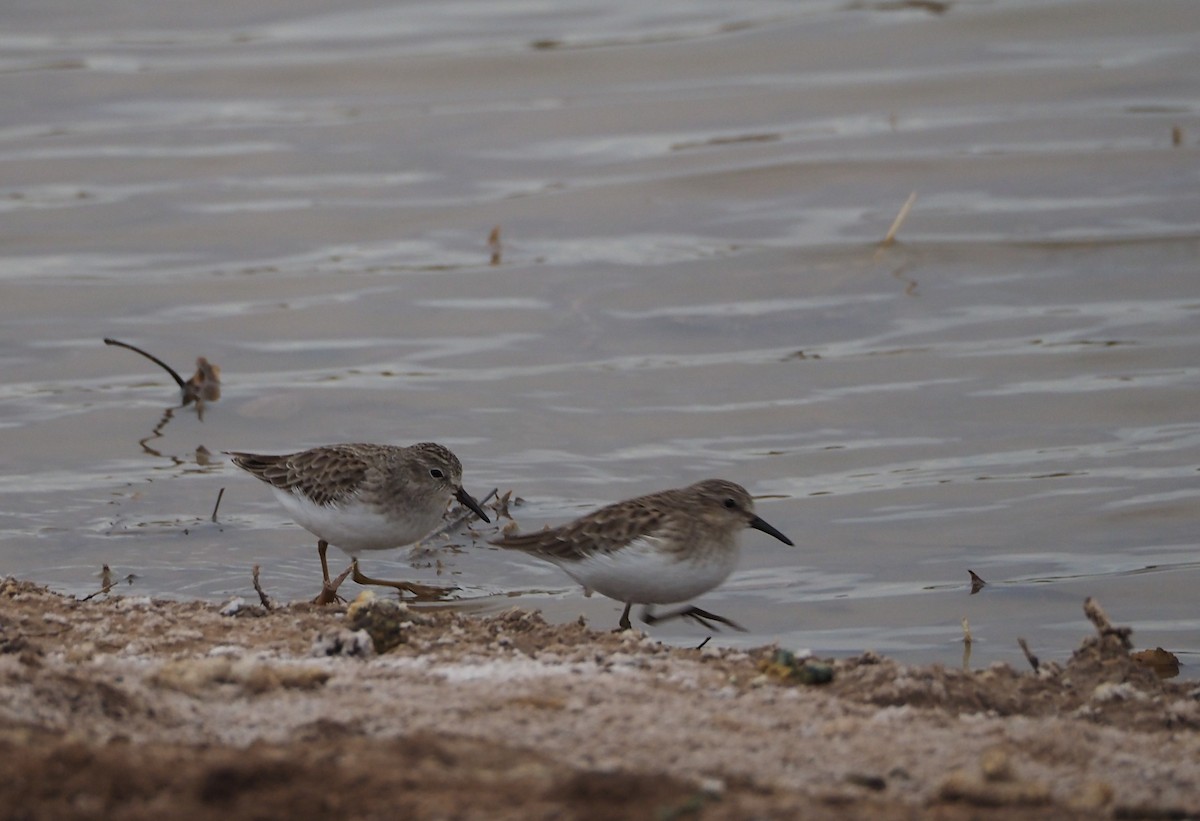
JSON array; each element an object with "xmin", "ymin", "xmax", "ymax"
[{"xmin": 2, "ymin": 0, "xmax": 1198, "ymax": 675}]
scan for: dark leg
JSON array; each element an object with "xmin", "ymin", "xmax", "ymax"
[
  {"xmin": 640, "ymin": 604, "xmax": 747, "ymax": 633},
  {"xmin": 616, "ymin": 602, "xmax": 634, "ymax": 631},
  {"xmin": 351, "ymin": 560, "xmax": 457, "ymax": 601}
]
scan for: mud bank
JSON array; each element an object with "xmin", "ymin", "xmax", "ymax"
[{"xmin": 1, "ymin": 578, "xmax": 1196, "ymax": 820}]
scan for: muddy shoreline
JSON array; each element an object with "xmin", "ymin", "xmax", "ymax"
[{"xmin": 2, "ymin": 577, "xmax": 1197, "ymax": 819}]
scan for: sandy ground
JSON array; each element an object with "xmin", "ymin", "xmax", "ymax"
[{"xmin": 1, "ymin": 576, "xmax": 1197, "ymax": 820}]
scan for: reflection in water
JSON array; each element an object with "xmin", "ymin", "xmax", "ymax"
[
  {"xmin": 961, "ymin": 617, "xmax": 973, "ymax": 671},
  {"xmin": 138, "ymin": 406, "xmax": 180, "ymax": 461}
]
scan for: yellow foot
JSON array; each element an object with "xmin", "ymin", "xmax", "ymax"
[
  {"xmin": 351, "ymin": 560, "xmax": 457, "ymax": 601},
  {"xmin": 311, "ymin": 563, "xmax": 354, "ymax": 605},
  {"xmin": 311, "ymin": 584, "xmax": 345, "ymax": 606}
]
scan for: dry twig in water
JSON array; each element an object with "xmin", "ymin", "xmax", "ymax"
[
  {"xmin": 488, "ymin": 225, "xmax": 502, "ymax": 266},
  {"xmin": 968, "ymin": 569, "xmax": 986, "ymax": 594},
  {"xmin": 79, "ymin": 564, "xmax": 133, "ymax": 602},
  {"xmin": 1083, "ymin": 596, "xmax": 1132, "ymax": 649},
  {"xmin": 105, "ymin": 337, "xmax": 187, "ymax": 392},
  {"xmin": 252, "ymin": 565, "xmax": 276, "ymax": 611},
  {"xmin": 960, "ymin": 618, "xmax": 973, "ymax": 670},
  {"xmin": 210, "ymin": 487, "xmax": 225, "ymax": 523},
  {"xmin": 1017, "ymin": 637, "xmax": 1039, "ymax": 672},
  {"xmin": 489, "ymin": 489, "xmax": 518, "ymax": 521},
  {"xmin": 891, "ymin": 263, "xmax": 918, "ymax": 296},
  {"xmin": 880, "ymin": 191, "xmax": 917, "ymax": 247},
  {"xmin": 427, "ymin": 487, "xmax": 499, "ymax": 541},
  {"xmin": 104, "ymin": 337, "xmax": 221, "ymax": 417}
]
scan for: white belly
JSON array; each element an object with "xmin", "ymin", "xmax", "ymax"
[
  {"xmin": 271, "ymin": 487, "xmax": 444, "ymax": 555},
  {"xmin": 555, "ymin": 536, "xmax": 739, "ymax": 605}
]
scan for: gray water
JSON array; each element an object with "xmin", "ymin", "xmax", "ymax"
[{"xmin": 2, "ymin": 0, "xmax": 1198, "ymax": 676}]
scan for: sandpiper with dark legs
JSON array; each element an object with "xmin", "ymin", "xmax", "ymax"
[
  {"xmin": 227, "ymin": 443, "xmax": 490, "ymax": 604},
  {"xmin": 492, "ymin": 479, "xmax": 793, "ymax": 631}
]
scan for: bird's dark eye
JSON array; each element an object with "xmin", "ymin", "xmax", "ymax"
[
  {"xmin": 429, "ymin": 468, "xmax": 445, "ymax": 480},
  {"xmin": 723, "ymin": 498, "xmax": 738, "ymax": 510}
]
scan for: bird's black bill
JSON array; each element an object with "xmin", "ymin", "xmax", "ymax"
[
  {"xmin": 749, "ymin": 515, "xmax": 793, "ymax": 546},
  {"xmin": 456, "ymin": 487, "xmax": 491, "ymax": 523}
]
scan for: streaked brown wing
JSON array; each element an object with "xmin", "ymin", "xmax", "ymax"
[
  {"xmin": 227, "ymin": 446, "xmax": 370, "ymax": 507},
  {"xmin": 493, "ymin": 492, "xmax": 674, "ymax": 562}
]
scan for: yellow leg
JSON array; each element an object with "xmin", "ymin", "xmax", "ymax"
[
  {"xmin": 312, "ymin": 540, "xmax": 348, "ymax": 605},
  {"xmin": 350, "ymin": 559, "xmax": 456, "ymax": 601},
  {"xmin": 318, "ymin": 540, "xmax": 332, "ymax": 583}
]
